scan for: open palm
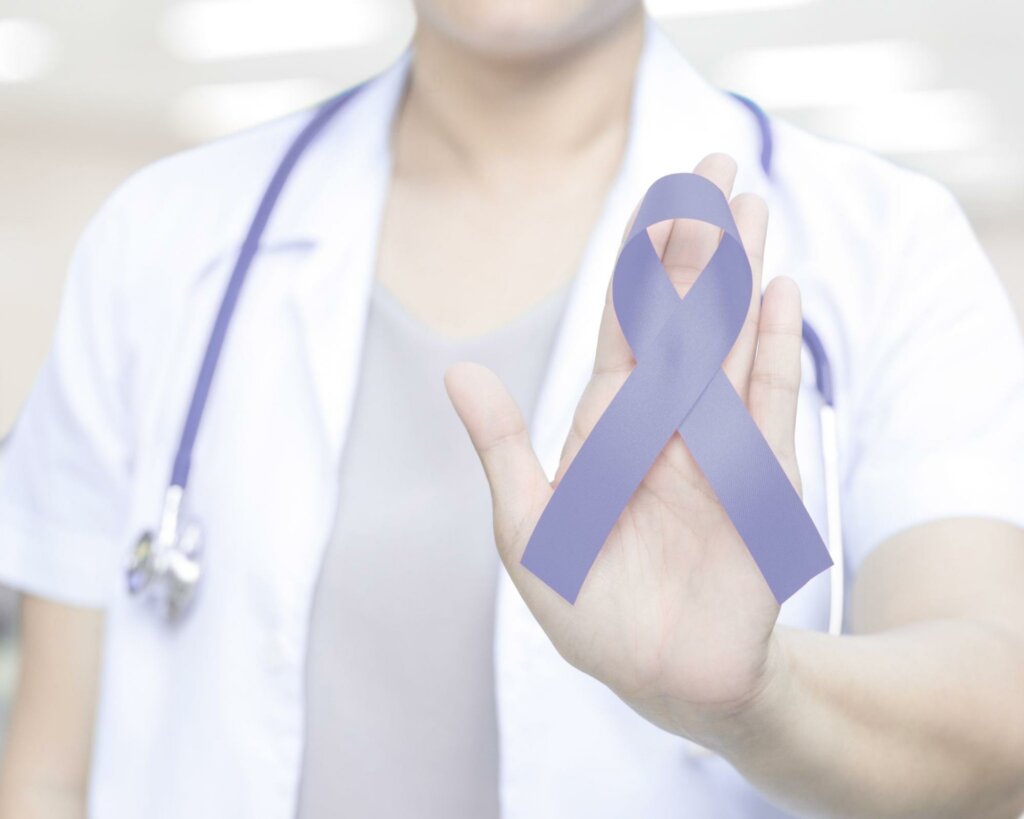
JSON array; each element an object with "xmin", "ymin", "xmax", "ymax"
[{"xmin": 446, "ymin": 154, "xmax": 804, "ymax": 742}]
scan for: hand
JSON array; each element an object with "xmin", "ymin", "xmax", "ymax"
[{"xmin": 445, "ymin": 154, "xmax": 804, "ymax": 745}]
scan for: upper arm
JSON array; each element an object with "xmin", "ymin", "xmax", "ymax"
[
  {"xmin": 0, "ymin": 595, "xmax": 103, "ymax": 819},
  {"xmin": 0, "ymin": 181, "xmax": 136, "ymax": 608},
  {"xmin": 851, "ymin": 518, "xmax": 1024, "ymax": 639},
  {"xmin": 839, "ymin": 175, "xmax": 1024, "ymax": 607}
]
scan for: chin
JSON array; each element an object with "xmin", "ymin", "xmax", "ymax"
[{"xmin": 414, "ymin": 0, "xmax": 642, "ymax": 59}]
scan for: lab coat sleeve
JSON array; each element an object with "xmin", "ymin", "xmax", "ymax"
[
  {"xmin": 841, "ymin": 175, "xmax": 1024, "ymax": 568},
  {"xmin": 0, "ymin": 188, "xmax": 136, "ymax": 608}
]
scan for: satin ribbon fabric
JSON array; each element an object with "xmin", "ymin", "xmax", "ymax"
[{"xmin": 521, "ymin": 173, "xmax": 832, "ymax": 605}]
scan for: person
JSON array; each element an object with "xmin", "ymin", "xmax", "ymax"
[{"xmin": 0, "ymin": 1, "xmax": 1023, "ymax": 817}]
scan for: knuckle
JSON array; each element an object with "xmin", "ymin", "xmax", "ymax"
[
  {"xmin": 663, "ymin": 263, "xmax": 703, "ymax": 290},
  {"xmin": 750, "ymin": 365, "xmax": 799, "ymax": 395},
  {"xmin": 759, "ymin": 320, "xmax": 803, "ymax": 340}
]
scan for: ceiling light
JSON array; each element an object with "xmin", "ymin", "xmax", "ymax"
[
  {"xmin": 645, "ymin": 0, "xmax": 819, "ymax": 17},
  {"xmin": 170, "ymin": 79, "xmax": 334, "ymax": 143},
  {"xmin": 715, "ymin": 41, "xmax": 935, "ymax": 109},
  {"xmin": 161, "ymin": 1, "xmax": 393, "ymax": 62},
  {"xmin": 0, "ymin": 18, "xmax": 58, "ymax": 83}
]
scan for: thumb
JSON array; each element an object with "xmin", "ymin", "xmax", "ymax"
[{"xmin": 444, "ymin": 362, "xmax": 551, "ymax": 561}]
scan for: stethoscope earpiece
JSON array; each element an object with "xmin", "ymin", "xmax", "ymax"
[{"xmin": 124, "ymin": 86, "xmax": 364, "ymax": 624}]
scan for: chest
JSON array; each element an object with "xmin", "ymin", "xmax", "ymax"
[{"xmin": 373, "ymin": 171, "xmax": 611, "ymax": 338}]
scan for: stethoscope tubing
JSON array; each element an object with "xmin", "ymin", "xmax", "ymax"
[
  {"xmin": 169, "ymin": 85, "xmax": 364, "ymax": 492},
  {"xmin": 734, "ymin": 92, "xmax": 845, "ymax": 637}
]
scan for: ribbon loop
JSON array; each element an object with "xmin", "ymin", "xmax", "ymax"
[{"xmin": 521, "ymin": 173, "xmax": 832, "ymax": 604}]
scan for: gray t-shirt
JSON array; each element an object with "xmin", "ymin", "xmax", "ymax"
[{"xmin": 297, "ymin": 279, "xmax": 569, "ymax": 818}]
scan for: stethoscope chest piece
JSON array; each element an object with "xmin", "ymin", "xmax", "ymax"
[
  {"xmin": 121, "ymin": 88, "xmax": 364, "ymax": 623},
  {"xmin": 126, "ymin": 486, "xmax": 203, "ymax": 621}
]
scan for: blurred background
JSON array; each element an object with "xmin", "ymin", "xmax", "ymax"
[{"xmin": 0, "ymin": 0, "xmax": 1022, "ymax": 732}]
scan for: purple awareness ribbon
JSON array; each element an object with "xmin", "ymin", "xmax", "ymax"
[{"xmin": 520, "ymin": 173, "xmax": 833, "ymax": 605}]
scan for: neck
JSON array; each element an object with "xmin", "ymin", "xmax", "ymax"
[{"xmin": 394, "ymin": 10, "xmax": 646, "ymax": 189}]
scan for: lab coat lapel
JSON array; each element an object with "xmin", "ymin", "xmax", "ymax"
[
  {"xmin": 287, "ymin": 220, "xmax": 379, "ymax": 464},
  {"xmin": 284, "ymin": 57, "xmax": 407, "ymax": 465}
]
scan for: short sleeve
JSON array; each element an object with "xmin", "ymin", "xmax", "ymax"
[
  {"xmin": 0, "ymin": 190, "xmax": 135, "ymax": 608},
  {"xmin": 842, "ymin": 177, "xmax": 1024, "ymax": 566}
]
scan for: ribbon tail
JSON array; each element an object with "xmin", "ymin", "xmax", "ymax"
[
  {"xmin": 520, "ymin": 358, "xmax": 699, "ymax": 603},
  {"xmin": 681, "ymin": 370, "xmax": 833, "ymax": 603}
]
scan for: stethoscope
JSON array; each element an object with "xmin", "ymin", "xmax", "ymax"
[{"xmin": 125, "ymin": 85, "xmax": 845, "ymax": 633}]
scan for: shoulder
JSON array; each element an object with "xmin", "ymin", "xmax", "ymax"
[
  {"xmin": 75, "ymin": 76, "xmax": 386, "ymax": 320},
  {"xmin": 762, "ymin": 115, "xmax": 1010, "ymax": 407},
  {"xmin": 770, "ymin": 115, "xmax": 961, "ymax": 249},
  {"xmin": 84, "ymin": 62, "xmax": 401, "ymax": 297},
  {"xmin": 97, "ymin": 105, "xmax": 321, "ymax": 267},
  {"xmin": 60, "ymin": 98, "xmax": 357, "ymax": 387},
  {"xmin": 57, "ymin": 107, "xmax": 326, "ymax": 372},
  {"xmin": 765, "ymin": 114, "xmax": 981, "ymax": 335}
]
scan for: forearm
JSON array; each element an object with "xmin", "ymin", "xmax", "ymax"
[
  {"xmin": 0, "ymin": 597, "xmax": 100, "ymax": 819},
  {"xmin": 718, "ymin": 620, "xmax": 1024, "ymax": 818},
  {"xmin": 0, "ymin": 777, "xmax": 86, "ymax": 819}
]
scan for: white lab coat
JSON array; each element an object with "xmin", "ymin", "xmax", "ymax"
[{"xmin": 1, "ymin": 20, "xmax": 1022, "ymax": 819}]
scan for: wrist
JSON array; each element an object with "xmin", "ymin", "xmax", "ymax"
[
  {"xmin": 696, "ymin": 627, "xmax": 798, "ymax": 758},
  {"xmin": 619, "ymin": 627, "xmax": 799, "ymax": 755}
]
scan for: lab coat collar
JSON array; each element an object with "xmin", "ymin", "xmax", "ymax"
[
  {"xmin": 273, "ymin": 15, "xmax": 772, "ymax": 508},
  {"xmin": 280, "ymin": 54, "xmax": 409, "ymax": 456},
  {"xmin": 277, "ymin": 16, "xmax": 772, "ymax": 526},
  {"xmin": 269, "ymin": 16, "xmax": 766, "ymax": 260},
  {"xmin": 267, "ymin": 52, "xmax": 410, "ymax": 248},
  {"xmin": 276, "ymin": 17, "xmax": 769, "ymax": 462}
]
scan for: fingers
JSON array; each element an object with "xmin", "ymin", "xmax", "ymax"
[
  {"xmin": 659, "ymin": 153, "xmax": 737, "ymax": 295},
  {"xmin": 444, "ymin": 363, "xmax": 551, "ymax": 559},
  {"xmin": 748, "ymin": 276, "xmax": 803, "ymax": 491},
  {"xmin": 574, "ymin": 154, "xmax": 756, "ymax": 482},
  {"xmin": 721, "ymin": 192, "xmax": 768, "ymax": 401},
  {"xmin": 574, "ymin": 155, "xmax": 772, "ymax": 489},
  {"xmin": 591, "ymin": 153, "xmax": 738, "ymax": 379},
  {"xmin": 592, "ymin": 279, "xmax": 634, "ymax": 377}
]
